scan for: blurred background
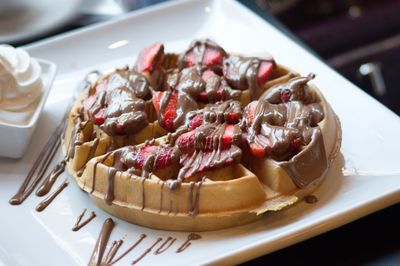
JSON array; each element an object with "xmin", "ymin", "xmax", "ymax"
[
  {"xmin": 1, "ymin": 0, "xmax": 399, "ymax": 265},
  {"xmin": 1, "ymin": 0, "xmax": 399, "ymax": 116}
]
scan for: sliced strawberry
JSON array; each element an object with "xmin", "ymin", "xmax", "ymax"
[
  {"xmin": 248, "ymin": 135, "xmax": 272, "ymax": 158},
  {"xmin": 182, "ymin": 48, "xmax": 224, "ymax": 68},
  {"xmin": 115, "ymin": 124, "xmax": 125, "ymax": 135},
  {"xmin": 135, "ymin": 42, "xmax": 164, "ymax": 73},
  {"xmin": 176, "ymin": 130, "xmax": 196, "ymax": 153},
  {"xmin": 289, "ymin": 137, "xmax": 303, "ymax": 151},
  {"xmin": 152, "ymin": 91, "xmax": 163, "ymax": 114},
  {"xmin": 188, "ymin": 114, "xmax": 203, "ymax": 129},
  {"xmin": 249, "ymin": 142, "xmax": 267, "ymax": 158},
  {"xmin": 197, "ymin": 92, "xmax": 210, "ymax": 102},
  {"xmin": 244, "ymin": 101, "xmax": 258, "ymax": 125},
  {"xmin": 220, "ymin": 124, "xmax": 236, "ymax": 149},
  {"xmin": 226, "ymin": 112, "xmax": 240, "ymax": 124},
  {"xmin": 281, "ymin": 89, "xmax": 292, "ymax": 103},
  {"xmin": 257, "ymin": 61, "xmax": 274, "ymax": 87},
  {"xmin": 203, "ymin": 48, "xmax": 224, "ymax": 67},
  {"xmin": 185, "ymin": 51, "xmax": 195, "ymax": 67},
  {"xmin": 179, "ymin": 148, "xmax": 238, "ymax": 179},
  {"xmin": 177, "ymin": 124, "xmax": 239, "ymax": 153},
  {"xmin": 201, "ymin": 69, "xmax": 215, "ymax": 81},
  {"xmin": 152, "ymin": 91, "xmax": 178, "ymax": 132},
  {"xmin": 94, "ymin": 108, "xmax": 106, "ymax": 125}
]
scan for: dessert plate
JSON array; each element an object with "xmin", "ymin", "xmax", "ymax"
[{"xmin": 0, "ymin": 0, "xmax": 399, "ymax": 265}]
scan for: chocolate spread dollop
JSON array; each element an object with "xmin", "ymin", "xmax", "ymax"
[
  {"xmin": 85, "ymin": 67, "xmax": 153, "ymax": 136},
  {"xmin": 246, "ymin": 74, "xmax": 327, "ymax": 188}
]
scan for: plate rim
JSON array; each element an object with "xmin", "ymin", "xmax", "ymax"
[{"xmin": 3, "ymin": 0, "xmax": 400, "ymax": 265}]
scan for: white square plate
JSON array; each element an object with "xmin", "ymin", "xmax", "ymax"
[{"xmin": 1, "ymin": 0, "xmax": 399, "ymax": 265}]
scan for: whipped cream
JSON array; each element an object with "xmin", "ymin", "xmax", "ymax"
[{"xmin": 0, "ymin": 44, "xmax": 42, "ymax": 111}]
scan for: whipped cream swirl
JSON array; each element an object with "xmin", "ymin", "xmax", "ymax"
[{"xmin": 0, "ymin": 44, "xmax": 42, "ymax": 111}]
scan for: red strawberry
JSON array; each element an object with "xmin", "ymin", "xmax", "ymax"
[
  {"xmin": 289, "ymin": 137, "xmax": 303, "ymax": 151},
  {"xmin": 203, "ymin": 48, "xmax": 223, "ymax": 67},
  {"xmin": 179, "ymin": 148, "xmax": 238, "ymax": 179},
  {"xmin": 220, "ymin": 124, "xmax": 236, "ymax": 149},
  {"xmin": 227, "ymin": 112, "xmax": 240, "ymax": 124},
  {"xmin": 185, "ymin": 51, "xmax": 196, "ymax": 67},
  {"xmin": 197, "ymin": 92, "xmax": 210, "ymax": 102},
  {"xmin": 188, "ymin": 114, "xmax": 203, "ymax": 129},
  {"xmin": 176, "ymin": 131, "xmax": 196, "ymax": 153},
  {"xmin": 135, "ymin": 42, "xmax": 164, "ymax": 73},
  {"xmin": 257, "ymin": 61, "xmax": 274, "ymax": 87},
  {"xmin": 183, "ymin": 48, "xmax": 224, "ymax": 68},
  {"xmin": 177, "ymin": 124, "xmax": 238, "ymax": 153},
  {"xmin": 244, "ymin": 101, "xmax": 258, "ymax": 125},
  {"xmin": 152, "ymin": 91, "xmax": 178, "ymax": 132},
  {"xmin": 94, "ymin": 108, "xmax": 106, "ymax": 125},
  {"xmin": 281, "ymin": 89, "xmax": 292, "ymax": 103},
  {"xmin": 248, "ymin": 135, "xmax": 272, "ymax": 158},
  {"xmin": 201, "ymin": 69, "xmax": 215, "ymax": 81},
  {"xmin": 115, "ymin": 124, "xmax": 125, "ymax": 135}
]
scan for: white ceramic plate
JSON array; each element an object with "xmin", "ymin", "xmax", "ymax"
[
  {"xmin": 1, "ymin": 0, "xmax": 399, "ymax": 265},
  {"xmin": 0, "ymin": 0, "xmax": 82, "ymax": 43}
]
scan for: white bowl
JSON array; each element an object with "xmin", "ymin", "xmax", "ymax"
[{"xmin": 0, "ymin": 59, "xmax": 56, "ymax": 158}]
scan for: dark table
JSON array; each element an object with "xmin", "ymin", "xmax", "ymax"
[{"xmin": 9, "ymin": 1, "xmax": 400, "ymax": 265}]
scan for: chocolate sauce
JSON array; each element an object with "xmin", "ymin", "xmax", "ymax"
[
  {"xmin": 104, "ymin": 240, "xmax": 124, "ymax": 265},
  {"xmin": 159, "ymin": 181, "xmax": 164, "ymax": 213},
  {"xmin": 105, "ymin": 168, "xmax": 117, "ymax": 205},
  {"xmin": 88, "ymin": 218, "xmax": 115, "ymax": 266},
  {"xmin": 141, "ymin": 177, "xmax": 146, "ymax": 210},
  {"xmin": 35, "ymin": 180, "xmax": 69, "ymax": 212},
  {"xmin": 246, "ymin": 74, "xmax": 327, "ymax": 188},
  {"xmin": 223, "ymin": 54, "xmax": 275, "ymax": 99},
  {"xmin": 154, "ymin": 237, "xmax": 176, "ymax": 255},
  {"xmin": 109, "ymin": 234, "xmax": 146, "ymax": 265},
  {"xmin": 176, "ymin": 233, "xmax": 202, "ymax": 253},
  {"xmin": 76, "ymin": 138, "xmax": 100, "ymax": 176},
  {"xmin": 9, "ymin": 121, "xmax": 64, "ymax": 205},
  {"xmin": 85, "ymin": 68, "xmax": 153, "ymax": 136},
  {"xmin": 304, "ymin": 194, "xmax": 318, "ymax": 204},
  {"xmin": 91, "ymin": 152, "xmax": 112, "ymax": 193},
  {"xmin": 131, "ymin": 237, "xmax": 162, "ymax": 265},
  {"xmin": 36, "ymin": 160, "xmax": 66, "ymax": 197},
  {"xmin": 188, "ymin": 177, "xmax": 205, "ymax": 216},
  {"xmin": 72, "ymin": 208, "xmax": 96, "ymax": 231},
  {"xmin": 178, "ymin": 39, "xmax": 226, "ymax": 72}
]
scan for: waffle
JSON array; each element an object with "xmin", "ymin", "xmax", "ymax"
[{"xmin": 63, "ymin": 40, "xmax": 341, "ymax": 231}]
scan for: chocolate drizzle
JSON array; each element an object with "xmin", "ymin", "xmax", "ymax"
[
  {"xmin": 105, "ymin": 168, "xmax": 117, "ymax": 205},
  {"xmin": 154, "ymin": 237, "xmax": 176, "ymax": 255},
  {"xmin": 223, "ymin": 54, "xmax": 275, "ymax": 99},
  {"xmin": 109, "ymin": 234, "xmax": 146, "ymax": 265},
  {"xmin": 9, "ymin": 120, "xmax": 65, "ymax": 205},
  {"xmin": 245, "ymin": 74, "xmax": 327, "ymax": 188},
  {"xmin": 36, "ymin": 160, "xmax": 66, "ymax": 197},
  {"xmin": 88, "ymin": 218, "xmax": 115, "ymax": 266},
  {"xmin": 131, "ymin": 237, "xmax": 162, "ymax": 265},
  {"xmin": 35, "ymin": 180, "xmax": 69, "ymax": 212},
  {"xmin": 188, "ymin": 177, "xmax": 205, "ymax": 216},
  {"xmin": 85, "ymin": 67, "xmax": 153, "ymax": 136},
  {"xmin": 104, "ymin": 240, "xmax": 124, "ymax": 265},
  {"xmin": 72, "ymin": 208, "xmax": 96, "ymax": 231},
  {"xmin": 176, "ymin": 233, "xmax": 202, "ymax": 253},
  {"xmin": 91, "ymin": 152, "xmax": 112, "ymax": 193}
]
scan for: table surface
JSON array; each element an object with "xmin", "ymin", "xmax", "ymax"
[{"xmin": 6, "ymin": 1, "xmax": 400, "ymax": 265}]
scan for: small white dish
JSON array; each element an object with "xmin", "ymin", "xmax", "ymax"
[{"xmin": 0, "ymin": 59, "xmax": 56, "ymax": 158}]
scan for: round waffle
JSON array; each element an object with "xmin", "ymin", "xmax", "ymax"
[{"xmin": 63, "ymin": 40, "xmax": 341, "ymax": 231}]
